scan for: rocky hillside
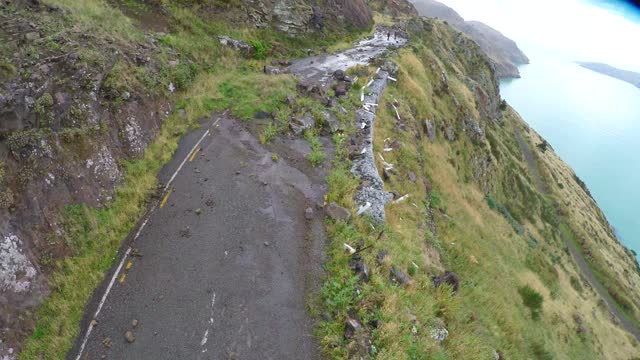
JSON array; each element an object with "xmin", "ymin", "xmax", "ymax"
[{"xmin": 411, "ymin": 0, "xmax": 529, "ymax": 78}]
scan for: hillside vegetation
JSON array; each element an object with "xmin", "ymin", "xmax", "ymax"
[{"xmin": 316, "ymin": 17, "xmax": 640, "ymax": 359}]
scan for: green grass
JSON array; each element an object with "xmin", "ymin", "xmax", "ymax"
[
  {"xmin": 260, "ymin": 123, "xmax": 279, "ymax": 144},
  {"xmin": 46, "ymin": 0, "xmax": 144, "ymax": 42},
  {"xmin": 518, "ymin": 285, "xmax": 544, "ymax": 320},
  {"xmin": 304, "ymin": 130, "xmax": 325, "ymax": 167}
]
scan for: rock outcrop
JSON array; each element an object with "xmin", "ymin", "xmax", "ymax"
[{"xmin": 247, "ymin": 0, "xmax": 373, "ymax": 36}]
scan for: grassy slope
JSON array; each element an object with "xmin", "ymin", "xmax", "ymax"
[{"xmin": 317, "ymin": 18, "xmax": 640, "ymax": 359}]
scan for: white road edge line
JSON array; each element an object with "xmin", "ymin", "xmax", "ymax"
[
  {"xmin": 75, "ymin": 123, "xmax": 215, "ymax": 360},
  {"xmin": 165, "ymin": 128, "xmax": 211, "ymax": 191}
]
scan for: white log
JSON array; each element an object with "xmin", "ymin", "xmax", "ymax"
[
  {"xmin": 393, "ymin": 194, "xmax": 410, "ymax": 204},
  {"xmin": 356, "ymin": 202, "xmax": 372, "ymax": 216},
  {"xmin": 344, "ymin": 243, "xmax": 356, "ymax": 254},
  {"xmin": 391, "ymin": 104, "xmax": 401, "ymax": 120}
]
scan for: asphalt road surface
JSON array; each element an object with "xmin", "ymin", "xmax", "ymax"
[{"xmin": 72, "ymin": 114, "xmax": 329, "ymax": 359}]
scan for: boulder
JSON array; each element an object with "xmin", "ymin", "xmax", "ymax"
[
  {"xmin": 218, "ymin": 36, "xmax": 253, "ymax": 57},
  {"xmin": 382, "ymin": 168, "xmax": 391, "ymax": 181},
  {"xmin": 334, "ymin": 82, "xmax": 348, "ymax": 97},
  {"xmin": 344, "ymin": 317, "xmax": 362, "ymax": 339},
  {"xmin": 390, "ymin": 266, "xmax": 410, "ymax": 285},
  {"xmin": 376, "ymin": 249, "xmax": 388, "ymax": 265},
  {"xmin": 424, "ymin": 119, "xmax": 436, "ymax": 141},
  {"xmin": 271, "ymin": 58, "xmax": 292, "ymax": 66},
  {"xmin": 124, "ymin": 330, "xmax": 135, "ymax": 343},
  {"xmin": 321, "ymin": 110, "xmax": 341, "ymax": 133},
  {"xmin": 253, "ymin": 110, "xmax": 271, "ymax": 119},
  {"xmin": 351, "ymin": 259, "xmax": 370, "ymax": 282},
  {"xmin": 432, "ymin": 271, "xmax": 460, "ymax": 292},
  {"xmin": 264, "ymin": 65, "xmax": 281, "ymax": 75},
  {"xmin": 408, "ymin": 172, "xmax": 417, "ymax": 183},
  {"xmin": 289, "ymin": 113, "xmax": 315, "ymax": 136},
  {"xmin": 381, "ymin": 60, "xmax": 399, "ymax": 75},
  {"xmin": 445, "ymin": 123, "xmax": 455, "ymax": 142},
  {"xmin": 333, "ymin": 69, "xmax": 346, "ymax": 81},
  {"xmin": 311, "ymin": 6, "xmax": 324, "ymax": 30},
  {"xmin": 430, "ymin": 324, "xmax": 448, "ymax": 343},
  {"xmin": 464, "ymin": 117, "xmax": 484, "ymax": 142},
  {"xmin": 325, "ymin": 202, "xmax": 351, "ymax": 222},
  {"xmin": 297, "ymin": 79, "xmax": 324, "ymax": 99},
  {"xmin": 305, "ymin": 207, "xmax": 314, "ymax": 220}
]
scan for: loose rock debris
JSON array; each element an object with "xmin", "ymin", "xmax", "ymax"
[{"xmin": 125, "ymin": 330, "xmax": 135, "ymax": 343}]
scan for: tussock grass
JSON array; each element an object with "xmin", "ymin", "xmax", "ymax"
[
  {"xmin": 46, "ymin": 0, "xmax": 143, "ymax": 42},
  {"xmin": 304, "ymin": 130, "xmax": 326, "ymax": 167}
]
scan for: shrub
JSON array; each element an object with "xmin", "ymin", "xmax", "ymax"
[
  {"xmin": 35, "ymin": 93, "xmax": 54, "ymax": 128},
  {"xmin": 249, "ymin": 39, "xmax": 270, "ymax": 60},
  {"xmin": 499, "ymin": 99, "xmax": 507, "ymax": 111},
  {"xmin": 0, "ymin": 59, "xmax": 16, "ymax": 79},
  {"xmin": 536, "ymin": 140, "xmax": 549, "ymax": 153},
  {"xmin": 518, "ymin": 285, "xmax": 544, "ymax": 319},
  {"xmin": 530, "ymin": 341, "xmax": 554, "ymax": 360},
  {"xmin": 7, "ymin": 129, "xmax": 41, "ymax": 155}
]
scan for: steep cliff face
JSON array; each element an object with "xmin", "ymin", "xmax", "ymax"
[
  {"xmin": 248, "ymin": 0, "xmax": 373, "ymax": 35},
  {"xmin": 411, "ymin": 0, "xmax": 529, "ymax": 78}
]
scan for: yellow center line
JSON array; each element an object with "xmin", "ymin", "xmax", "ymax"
[
  {"xmin": 160, "ymin": 189, "xmax": 172, "ymax": 209},
  {"xmin": 119, "ymin": 274, "xmax": 126, "ymax": 284},
  {"xmin": 125, "ymin": 261, "xmax": 133, "ymax": 270},
  {"xmin": 189, "ymin": 147, "xmax": 201, "ymax": 162}
]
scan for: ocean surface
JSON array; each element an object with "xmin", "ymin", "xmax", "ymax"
[{"xmin": 500, "ymin": 39, "xmax": 640, "ymax": 260}]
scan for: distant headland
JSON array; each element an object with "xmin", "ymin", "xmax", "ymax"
[{"xmin": 578, "ymin": 62, "xmax": 640, "ymax": 89}]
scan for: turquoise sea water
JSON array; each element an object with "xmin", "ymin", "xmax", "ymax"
[{"xmin": 500, "ymin": 44, "xmax": 640, "ymax": 261}]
